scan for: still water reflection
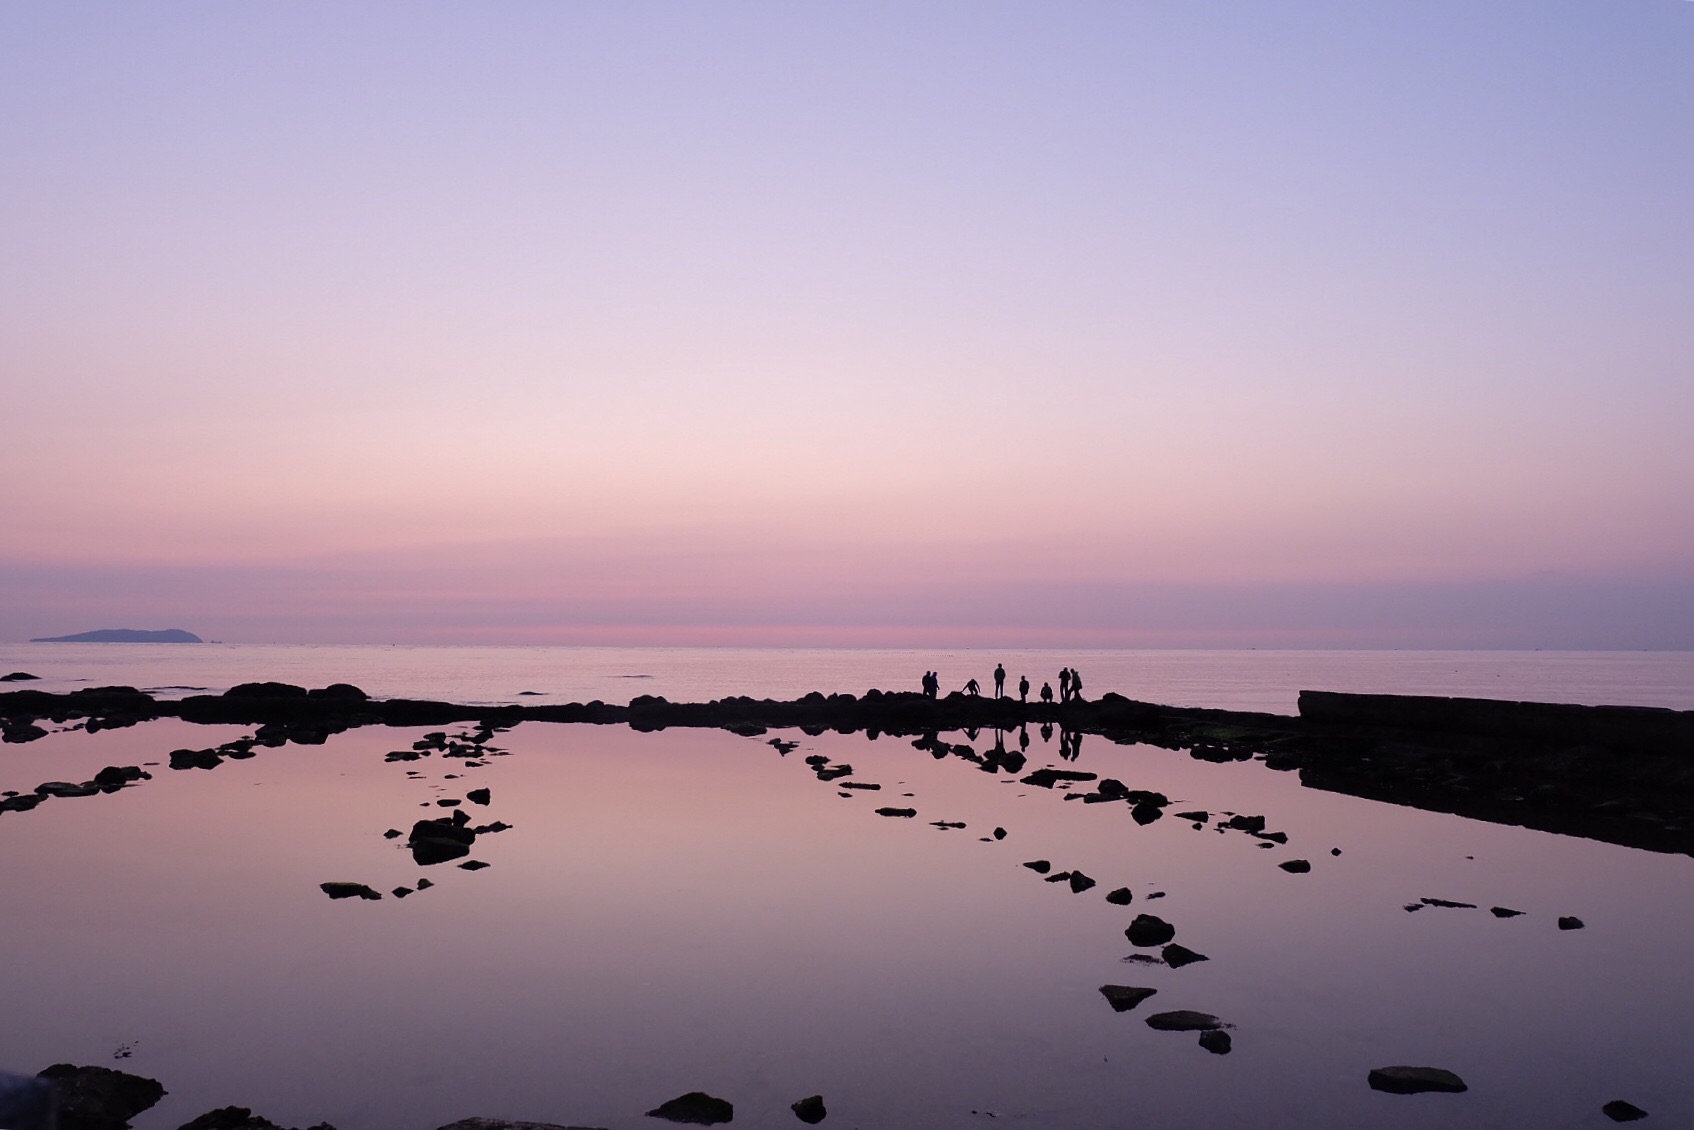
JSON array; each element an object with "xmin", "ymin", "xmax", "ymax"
[{"xmin": 2, "ymin": 719, "xmax": 1690, "ymax": 1128}]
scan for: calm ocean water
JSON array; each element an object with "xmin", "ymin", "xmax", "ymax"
[{"xmin": 2, "ymin": 644, "xmax": 1691, "ymax": 713}]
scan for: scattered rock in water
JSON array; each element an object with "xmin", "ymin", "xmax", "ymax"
[
  {"xmin": 1367, "ymin": 1066, "xmax": 1468, "ymax": 1094},
  {"xmin": 1279, "ymin": 859, "xmax": 1312, "ymax": 874},
  {"xmin": 1125, "ymin": 914, "xmax": 1176, "ymax": 947},
  {"xmin": 1198, "ymin": 1030, "xmax": 1232, "ymax": 1054},
  {"xmin": 875, "ymin": 807, "xmax": 917, "ymax": 818},
  {"xmin": 385, "ymin": 750, "xmax": 424, "ymax": 762},
  {"xmin": 408, "ymin": 817, "xmax": 476, "ymax": 865},
  {"xmin": 320, "ymin": 883, "xmax": 381, "ymax": 901},
  {"xmin": 1131, "ymin": 804, "xmax": 1164, "ymax": 826},
  {"xmin": 224, "ymin": 682, "xmax": 309, "ymax": 700},
  {"xmin": 176, "ymin": 1105, "xmax": 340, "ymax": 1130},
  {"xmin": 1120, "ymin": 954, "xmax": 1163, "ymax": 965},
  {"xmin": 474, "ymin": 821, "xmax": 513, "ymax": 834},
  {"xmin": 37, "ymin": 1063, "xmax": 166, "ymax": 1130},
  {"xmin": 1097, "ymin": 985, "xmax": 1157, "ymax": 1012},
  {"xmin": 1044, "ymin": 872, "xmax": 1074, "ymax": 884},
  {"xmin": 0, "ymin": 792, "xmax": 44, "ymax": 812},
  {"xmin": 1146, "ymin": 891, "xmax": 1166, "ymax": 899},
  {"xmin": 644, "ymin": 1092, "xmax": 733, "ymax": 1125},
  {"xmin": 1174, "ymin": 810, "xmax": 1208, "ymax": 822},
  {"xmin": 1420, "ymin": 898, "xmax": 1477, "ymax": 909},
  {"xmin": 467, "ymin": 788, "xmax": 491, "ymax": 805},
  {"xmin": 1559, "ymin": 916, "xmax": 1585, "ymax": 930},
  {"xmin": 434, "ymin": 1120, "xmax": 610, "ymax": 1130},
  {"xmin": 1602, "ymin": 1099, "xmax": 1649, "ymax": 1122},
  {"xmin": 815, "ymin": 765, "xmax": 853, "ymax": 782},
  {"xmin": 1, "ymin": 671, "xmax": 41, "ymax": 681},
  {"xmin": 383, "ymin": 829, "xmax": 402, "ymax": 839},
  {"xmin": 459, "ymin": 860, "xmax": 491, "ymax": 871},
  {"xmin": 1404, "ymin": 904, "xmax": 1424, "ymax": 912},
  {"xmin": 1020, "ymin": 768, "xmax": 1097, "ymax": 789},
  {"xmin": 840, "ymin": 782, "xmax": 881, "ymax": 791},
  {"xmin": 1251, "ymin": 830, "xmax": 1289, "ymax": 844},
  {"xmin": 1068, "ymin": 871, "xmax": 1096, "ymax": 893},
  {"xmin": 1023, "ymin": 860, "xmax": 1052, "ymax": 874},
  {"xmin": 790, "ymin": 1095, "xmax": 826, "ymax": 1124},
  {"xmin": 768, "ymin": 739, "xmax": 798, "ymax": 755},
  {"xmin": 1490, "ymin": 907, "xmax": 1524, "ymax": 918},
  {"xmin": 37, "ymin": 781, "xmax": 102, "ymax": 798},
  {"xmin": 437, "ymin": 799, "xmax": 462, "ymax": 807},
  {"xmin": 1145, "ymin": 1011, "xmax": 1223, "ymax": 1032},
  {"xmin": 993, "ymin": 827, "xmax": 1006, "ymax": 840},
  {"xmin": 307, "ymin": 682, "xmax": 368, "ymax": 702},
  {"xmin": 929, "ymin": 821, "xmax": 966, "ymax": 830},
  {"xmin": 1162, "ymin": 944, "xmax": 1209, "ymax": 968},
  {"xmin": 392, "ymin": 887, "xmax": 413, "ymax": 898},
  {"xmin": 168, "ymin": 748, "xmax": 222, "ymax": 771},
  {"xmin": 3, "ymin": 719, "xmax": 50, "ymax": 743},
  {"xmin": 93, "ymin": 765, "xmax": 148, "ymax": 789},
  {"xmin": 1104, "ymin": 887, "xmax": 1133, "ymax": 905},
  {"xmin": 1226, "ymin": 814, "xmax": 1267, "ymax": 833},
  {"xmin": 416, "ymin": 878, "xmax": 434, "ymax": 890},
  {"xmin": 1331, "ymin": 848, "xmax": 1343, "ymax": 856}
]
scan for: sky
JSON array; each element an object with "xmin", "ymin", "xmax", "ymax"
[{"xmin": 2, "ymin": 1, "xmax": 1691, "ymax": 647}]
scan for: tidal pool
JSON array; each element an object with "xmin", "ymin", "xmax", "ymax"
[{"xmin": 2, "ymin": 719, "xmax": 1690, "ymax": 1128}]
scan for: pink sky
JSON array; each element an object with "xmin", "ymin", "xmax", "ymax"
[{"xmin": 3, "ymin": 3, "xmax": 1691, "ymax": 647}]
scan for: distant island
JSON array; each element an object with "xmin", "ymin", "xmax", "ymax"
[{"xmin": 29, "ymin": 628, "xmax": 203, "ymax": 643}]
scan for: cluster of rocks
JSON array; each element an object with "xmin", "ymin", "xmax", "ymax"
[{"xmin": 1, "ymin": 764, "xmax": 151, "ymax": 814}]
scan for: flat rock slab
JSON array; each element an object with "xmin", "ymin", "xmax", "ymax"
[
  {"xmin": 1368, "ymin": 1066, "xmax": 1468, "ymax": 1094},
  {"xmin": 38, "ymin": 1064, "xmax": 166, "ymax": 1130},
  {"xmin": 1602, "ymin": 1100, "xmax": 1649, "ymax": 1122},
  {"xmin": 434, "ymin": 1121, "xmax": 610, "ymax": 1130},
  {"xmin": 1098, "ymin": 985, "xmax": 1158, "ymax": 1012},
  {"xmin": 320, "ymin": 883, "xmax": 381, "ymax": 900},
  {"xmin": 176, "ymin": 1105, "xmax": 340, "ymax": 1130},
  {"xmin": 1145, "ymin": 1011, "xmax": 1223, "ymax": 1032},
  {"xmin": 645, "ymin": 1093, "xmax": 733, "ymax": 1125}
]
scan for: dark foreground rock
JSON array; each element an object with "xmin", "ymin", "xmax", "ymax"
[
  {"xmin": 1145, "ymin": 1011, "xmax": 1223, "ymax": 1032},
  {"xmin": 319, "ymin": 883, "xmax": 381, "ymax": 900},
  {"xmin": 176, "ymin": 1106, "xmax": 338, "ymax": 1130},
  {"xmin": 1559, "ymin": 916, "xmax": 1586, "ymax": 930},
  {"xmin": 644, "ymin": 1092, "xmax": 733, "ymax": 1124},
  {"xmin": 1125, "ymin": 914, "xmax": 1176, "ymax": 947},
  {"xmin": 1, "ymin": 671, "xmax": 39, "ymax": 681},
  {"xmin": 790, "ymin": 1095, "xmax": 826, "ymax": 1124},
  {"xmin": 1279, "ymin": 859, "xmax": 1312, "ymax": 874},
  {"xmin": 1367, "ymin": 1066, "xmax": 1468, "ymax": 1094},
  {"xmin": 1162, "ymin": 943, "xmax": 1208, "ymax": 968},
  {"xmin": 37, "ymin": 1064, "xmax": 165, "ymax": 1130},
  {"xmin": 1104, "ymin": 887, "xmax": 1133, "ymax": 905},
  {"xmin": 1602, "ymin": 1100, "xmax": 1649, "ymax": 1122},
  {"xmin": 1098, "ymin": 985, "xmax": 1157, "ymax": 1012},
  {"xmin": 1198, "ymin": 1030, "xmax": 1232, "ymax": 1054}
]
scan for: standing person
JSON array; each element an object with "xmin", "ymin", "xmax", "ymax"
[
  {"xmin": 993, "ymin": 663, "xmax": 1006, "ymax": 699},
  {"xmin": 1058, "ymin": 668, "xmax": 1071, "ymax": 704},
  {"xmin": 1018, "ymin": 674, "xmax": 1030, "ymax": 703},
  {"xmin": 1071, "ymin": 670, "xmax": 1084, "ymax": 702},
  {"xmin": 1039, "ymin": 681, "xmax": 1053, "ymax": 704}
]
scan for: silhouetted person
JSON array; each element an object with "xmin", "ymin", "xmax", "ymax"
[
  {"xmin": 1040, "ymin": 681, "xmax": 1053, "ymax": 704},
  {"xmin": 1058, "ymin": 668, "xmax": 1071, "ymax": 704},
  {"xmin": 993, "ymin": 663, "xmax": 1006, "ymax": 698},
  {"xmin": 965, "ymin": 677, "xmax": 981, "ymax": 697},
  {"xmin": 921, "ymin": 671, "xmax": 938, "ymax": 699},
  {"xmin": 1071, "ymin": 671, "xmax": 1084, "ymax": 702},
  {"xmin": 1018, "ymin": 675, "xmax": 1029, "ymax": 703}
]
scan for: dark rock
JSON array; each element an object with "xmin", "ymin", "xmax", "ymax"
[
  {"xmin": 644, "ymin": 1092, "xmax": 733, "ymax": 1124},
  {"xmin": 1, "ymin": 671, "xmax": 40, "ymax": 681},
  {"xmin": 1251, "ymin": 831, "xmax": 1289, "ymax": 844},
  {"xmin": 992, "ymin": 826, "xmax": 1006, "ymax": 840},
  {"xmin": 175, "ymin": 1105, "xmax": 333, "ymax": 1130},
  {"xmin": 433, "ymin": 1120, "xmax": 609, "ymax": 1130},
  {"xmin": 1068, "ymin": 871, "xmax": 1096, "ymax": 893},
  {"xmin": 37, "ymin": 1064, "xmax": 166, "ymax": 1130},
  {"xmin": 1098, "ymin": 985, "xmax": 1157, "ymax": 1012},
  {"xmin": 1279, "ymin": 859, "xmax": 1312, "ymax": 874},
  {"xmin": 840, "ymin": 782, "xmax": 880, "ymax": 790},
  {"xmin": 875, "ymin": 807, "xmax": 917, "ymax": 818},
  {"xmin": 169, "ymin": 748, "xmax": 222, "ymax": 771},
  {"xmin": 473, "ymin": 821, "xmax": 513, "ymax": 834},
  {"xmin": 385, "ymin": 750, "xmax": 424, "ymax": 762},
  {"xmin": 1020, "ymin": 768, "xmax": 1097, "ymax": 788},
  {"xmin": 1044, "ymin": 872, "xmax": 1074, "ymax": 884},
  {"xmin": 224, "ymin": 682, "xmax": 308, "ymax": 699},
  {"xmin": 36, "ymin": 781, "xmax": 101, "ymax": 798},
  {"xmin": 392, "ymin": 887, "xmax": 413, "ymax": 898},
  {"xmin": 1226, "ymin": 815, "xmax": 1266, "ymax": 833},
  {"xmin": 416, "ymin": 878, "xmax": 434, "ymax": 889},
  {"xmin": 815, "ymin": 765, "xmax": 853, "ymax": 782},
  {"xmin": 1489, "ymin": 907, "xmax": 1524, "ymax": 918},
  {"xmin": 1104, "ymin": 887, "xmax": 1134, "ymax": 905},
  {"xmin": 1145, "ymin": 1011, "xmax": 1222, "ymax": 1032},
  {"xmin": 1367, "ymin": 1066, "xmax": 1468, "ymax": 1094},
  {"xmin": 1162, "ymin": 944, "xmax": 1209, "ymax": 968},
  {"xmin": 1558, "ymin": 916, "xmax": 1585, "ymax": 930},
  {"xmin": 383, "ymin": 829, "xmax": 402, "ymax": 839},
  {"xmin": 3, "ymin": 720, "xmax": 50, "ymax": 743},
  {"xmin": 1023, "ymin": 860, "xmax": 1052, "ymax": 874},
  {"xmin": 93, "ymin": 765, "xmax": 146, "ymax": 788},
  {"xmin": 929, "ymin": 821, "xmax": 966, "ymax": 830},
  {"xmin": 1602, "ymin": 1100, "xmax": 1649, "ymax": 1122},
  {"xmin": 1095, "ymin": 778, "xmax": 1129, "ymax": 799},
  {"xmin": 1198, "ymin": 1030, "xmax": 1232, "ymax": 1054},
  {"xmin": 1331, "ymin": 848, "xmax": 1343, "ymax": 856},
  {"xmin": 1131, "ymin": 804, "xmax": 1164, "ymax": 825},
  {"xmin": 320, "ymin": 883, "xmax": 381, "ymax": 900},
  {"xmin": 438, "ymin": 799, "xmax": 462, "ymax": 807},
  {"xmin": 1174, "ymin": 810, "xmax": 1208, "ymax": 822},
  {"xmin": 459, "ymin": 860, "xmax": 491, "ymax": 870},
  {"xmin": 409, "ymin": 817, "xmax": 476, "ymax": 865},
  {"xmin": 1421, "ymin": 898, "xmax": 1477, "ymax": 909},
  {"xmin": 307, "ymin": 683, "xmax": 368, "ymax": 701},
  {"xmin": 1125, "ymin": 914, "xmax": 1176, "ymax": 947},
  {"xmin": 0, "ymin": 792, "xmax": 43, "ymax": 812},
  {"xmin": 790, "ymin": 1095, "xmax": 826, "ymax": 1124}
]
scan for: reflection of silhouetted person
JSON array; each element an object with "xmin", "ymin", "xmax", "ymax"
[
  {"xmin": 1058, "ymin": 668, "xmax": 1071, "ymax": 704},
  {"xmin": 1040, "ymin": 681, "xmax": 1053, "ymax": 704},
  {"xmin": 964, "ymin": 725, "xmax": 980, "ymax": 742},
  {"xmin": 965, "ymin": 678, "xmax": 981, "ymax": 697},
  {"xmin": 993, "ymin": 664, "xmax": 1006, "ymax": 698},
  {"xmin": 1018, "ymin": 725, "xmax": 1030, "ymax": 751},
  {"xmin": 1040, "ymin": 721, "xmax": 1054, "ymax": 743}
]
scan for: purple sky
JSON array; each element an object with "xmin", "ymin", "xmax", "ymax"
[{"xmin": 3, "ymin": 2, "xmax": 1691, "ymax": 646}]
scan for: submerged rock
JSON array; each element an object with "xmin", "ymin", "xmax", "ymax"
[
  {"xmin": 1602, "ymin": 1100, "xmax": 1649, "ymax": 1122},
  {"xmin": 1367, "ymin": 1066, "xmax": 1468, "ymax": 1094},
  {"xmin": 320, "ymin": 883, "xmax": 381, "ymax": 901},
  {"xmin": 790, "ymin": 1095, "xmax": 826, "ymax": 1124},
  {"xmin": 1098, "ymin": 985, "xmax": 1157, "ymax": 1012},
  {"xmin": 1162, "ymin": 944, "xmax": 1209, "ymax": 969},
  {"xmin": 1198, "ymin": 1030, "xmax": 1232, "ymax": 1054},
  {"xmin": 1125, "ymin": 914, "xmax": 1176, "ymax": 947},
  {"xmin": 1145, "ymin": 1011, "xmax": 1223, "ymax": 1032},
  {"xmin": 644, "ymin": 1092, "xmax": 733, "ymax": 1125},
  {"xmin": 37, "ymin": 1064, "xmax": 166, "ymax": 1130}
]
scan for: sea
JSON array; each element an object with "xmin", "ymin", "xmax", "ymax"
[{"xmin": 3, "ymin": 647, "xmax": 1691, "ymax": 1130}]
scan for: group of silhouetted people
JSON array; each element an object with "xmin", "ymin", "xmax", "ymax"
[{"xmin": 919, "ymin": 663, "xmax": 1085, "ymax": 704}]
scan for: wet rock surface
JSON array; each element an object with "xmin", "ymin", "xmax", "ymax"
[
  {"xmin": 1125, "ymin": 914, "xmax": 1176, "ymax": 947},
  {"xmin": 1197, "ymin": 1030, "xmax": 1232, "ymax": 1054},
  {"xmin": 789, "ymin": 1095, "xmax": 826, "ymax": 1124},
  {"xmin": 644, "ymin": 1092, "xmax": 733, "ymax": 1124},
  {"xmin": 37, "ymin": 1064, "xmax": 166, "ymax": 1130},
  {"xmin": 1367, "ymin": 1066, "xmax": 1468, "ymax": 1094},
  {"xmin": 1162, "ymin": 943, "xmax": 1208, "ymax": 968},
  {"xmin": 1098, "ymin": 985, "xmax": 1157, "ymax": 1012}
]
